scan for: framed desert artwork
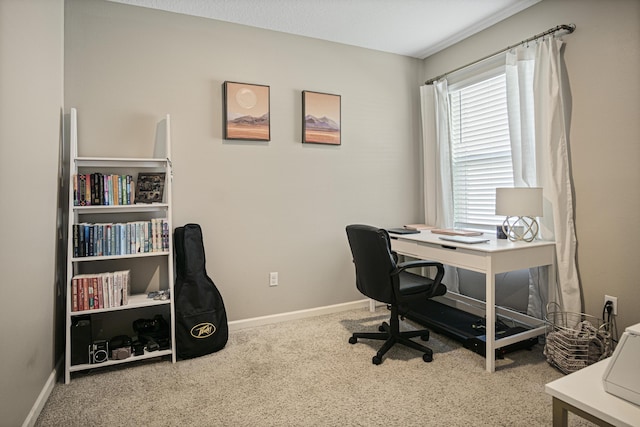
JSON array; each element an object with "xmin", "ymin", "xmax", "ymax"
[
  {"xmin": 302, "ymin": 91, "xmax": 341, "ymax": 145},
  {"xmin": 223, "ymin": 81, "xmax": 270, "ymax": 141}
]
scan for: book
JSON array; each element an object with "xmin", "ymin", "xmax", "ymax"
[
  {"xmin": 84, "ymin": 174, "xmax": 91, "ymax": 205},
  {"xmin": 73, "ymin": 174, "xmax": 79, "ymax": 206},
  {"xmin": 135, "ymin": 172, "xmax": 166, "ymax": 204},
  {"xmin": 93, "ymin": 276, "xmax": 101, "ymax": 309},
  {"xmin": 121, "ymin": 270, "xmax": 130, "ymax": 306},
  {"xmin": 79, "ymin": 175, "xmax": 87, "ymax": 206},
  {"xmin": 162, "ymin": 219, "xmax": 169, "ymax": 251},
  {"xmin": 430, "ymin": 228, "xmax": 483, "ymax": 237},
  {"xmin": 72, "ymin": 224, "xmax": 80, "ymax": 257},
  {"xmin": 92, "ymin": 173, "xmax": 101, "ymax": 205},
  {"xmin": 126, "ymin": 175, "xmax": 132, "ymax": 204},
  {"xmin": 78, "ymin": 276, "xmax": 86, "ymax": 311},
  {"xmin": 403, "ymin": 224, "xmax": 434, "ymax": 231},
  {"xmin": 82, "ymin": 277, "xmax": 90, "ymax": 310},
  {"xmin": 387, "ymin": 228, "xmax": 420, "ymax": 235},
  {"xmin": 71, "ymin": 278, "xmax": 79, "ymax": 312}
]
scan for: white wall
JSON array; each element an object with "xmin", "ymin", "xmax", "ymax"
[
  {"xmin": 0, "ymin": 0, "xmax": 64, "ymax": 424},
  {"xmin": 64, "ymin": 0, "xmax": 422, "ymax": 321},
  {"xmin": 421, "ymin": 0, "xmax": 640, "ymax": 331}
]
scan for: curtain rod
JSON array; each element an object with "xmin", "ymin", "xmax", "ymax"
[{"xmin": 424, "ymin": 23, "xmax": 576, "ymax": 85}]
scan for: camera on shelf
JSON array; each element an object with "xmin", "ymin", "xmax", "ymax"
[
  {"xmin": 89, "ymin": 340, "xmax": 109, "ymax": 364},
  {"xmin": 131, "ymin": 340, "xmax": 145, "ymax": 356},
  {"xmin": 133, "ymin": 315, "xmax": 171, "ymax": 351},
  {"xmin": 109, "ymin": 335, "xmax": 133, "ymax": 360},
  {"xmin": 111, "ymin": 347, "xmax": 131, "ymax": 360}
]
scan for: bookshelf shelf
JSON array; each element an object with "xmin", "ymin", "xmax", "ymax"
[
  {"xmin": 75, "ymin": 157, "xmax": 168, "ymax": 168},
  {"xmin": 70, "ymin": 293, "xmax": 171, "ymax": 316},
  {"xmin": 73, "ymin": 204, "xmax": 170, "ymax": 214},
  {"xmin": 71, "ymin": 251, "xmax": 169, "ymax": 263},
  {"xmin": 68, "ymin": 349, "xmax": 173, "ymax": 372},
  {"xmin": 64, "ymin": 108, "xmax": 176, "ymax": 383}
]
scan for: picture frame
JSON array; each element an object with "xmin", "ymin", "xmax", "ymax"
[
  {"xmin": 302, "ymin": 91, "xmax": 341, "ymax": 145},
  {"xmin": 223, "ymin": 81, "xmax": 270, "ymax": 141},
  {"xmin": 134, "ymin": 172, "xmax": 166, "ymax": 204}
]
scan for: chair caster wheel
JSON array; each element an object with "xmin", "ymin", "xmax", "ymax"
[
  {"xmin": 420, "ymin": 334, "xmax": 429, "ymax": 341},
  {"xmin": 378, "ymin": 325, "xmax": 385, "ymax": 332},
  {"xmin": 349, "ymin": 336, "xmax": 357, "ymax": 344},
  {"xmin": 372, "ymin": 355, "xmax": 382, "ymax": 365},
  {"xmin": 423, "ymin": 353, "xmax": 433, "ymax": 363}
]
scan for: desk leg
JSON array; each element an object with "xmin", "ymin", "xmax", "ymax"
[
  {"xmin": 552, "ymin": 397, "xmax": 614, "ymax": 427},
  {"xmin": 552, "ymin": 398, "xmax": 568, "ymax": 427},
  {"xmin": 485, "ymin": 269, "xmax": 496, "ymax": 372}
]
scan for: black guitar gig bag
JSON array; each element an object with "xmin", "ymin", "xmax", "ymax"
[{"xmin": 174, "ymin": 223, "xmax": 228, "ymax": 358}]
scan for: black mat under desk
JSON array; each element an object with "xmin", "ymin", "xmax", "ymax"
[{"xmin": 405, "ymin": 299, "xmax": 539, "ymax": 358}]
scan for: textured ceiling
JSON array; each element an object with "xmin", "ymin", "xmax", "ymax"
[{"xmin": 107, "ymin": 0, "xmax": 541, "ymax": 58}]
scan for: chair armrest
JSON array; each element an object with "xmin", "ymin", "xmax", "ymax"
[
  {"xmin": 394, "ymin": 261, "xmax": 445, "ymax": 289},
  {"xmin": 393, "ymin": 260, "xmax": 446, "ymax": 298},
  {"xmin": 396, "ymin": 260, "xmax": 443, "ymax": 273}
]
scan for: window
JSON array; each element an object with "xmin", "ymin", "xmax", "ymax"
[{"xmin": 449, "ymin": 72, "xmax": 513, "ymax": 231}]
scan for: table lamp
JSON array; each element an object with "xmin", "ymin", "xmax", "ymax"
[{"xmin": 495, "ymin": 187, "xmax": 543, "ymax": 242}]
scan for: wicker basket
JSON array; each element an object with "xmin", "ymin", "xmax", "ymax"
[{"xmin": 544, "ymin": 303, "xmax": 612, "ymax": 374}]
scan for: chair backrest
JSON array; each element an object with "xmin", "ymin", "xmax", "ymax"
[{"xmin": 345, "ymin": 224, "xmax": 397, "ymax": 304}]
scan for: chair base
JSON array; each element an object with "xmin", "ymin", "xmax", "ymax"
[{"xmin": 349, "ymin": 317, "xmax": 434, "ymax": 364}]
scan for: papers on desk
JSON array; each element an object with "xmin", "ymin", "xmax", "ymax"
[
  {"xmin": 431, "ymin": 228, "xmax": 483, "ymax": 236},
  {"xmin": 403, "ymin": 224, "xmax": 434, "ymax": 231},
  {"xmin": 438, "ymin": 235, "xmax": 490, "ymax": 244}
]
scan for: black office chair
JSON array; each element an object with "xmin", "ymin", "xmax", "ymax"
[{"xmin": 345, "ymin": 224, "xmax": 446, "ymax": 364}]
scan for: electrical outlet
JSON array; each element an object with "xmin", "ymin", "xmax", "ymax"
[
  {"xmin": 269, "ymin": 272, "xmax": 278, "ymax": 287},
  {"xmin": 604, "ymin": 295, "xmax": 618, "ymax": 315}
]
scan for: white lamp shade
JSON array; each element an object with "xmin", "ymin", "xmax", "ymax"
[{"xmin": 495, "ymin": 187, "xmax": 543, "ymax": 217}]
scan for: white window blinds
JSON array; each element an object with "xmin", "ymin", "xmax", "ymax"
[{"xmin": 449, "ymin": 73, "xmax": 513, "ymax": 229}]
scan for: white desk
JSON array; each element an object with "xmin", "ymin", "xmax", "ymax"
[
  {"xmin": 390, "ymin": 231, "xmax": 555, "ymax": 372},
  {"xmin": 545, "ymin": 358, "xmax": 640, "ymax": 427}
]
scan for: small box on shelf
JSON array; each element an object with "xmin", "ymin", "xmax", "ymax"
[{"xmin": 135, "ymin": 172, "xmax": 166, "ymax": 204}]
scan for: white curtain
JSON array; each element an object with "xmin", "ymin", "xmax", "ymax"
[
  {"xmin": 505, "ymin": 44, "xmax": 546, "ymax": 318},
  {"xmin": 420, "ymin": 81, "xmax": 454, "ymax": 229},
  {"xmin": 420, "ymin": 80, "xmax": 459, "ymax": 291},
  {"xmin": 505, "ymin": 45, "xmax": 537, "ymax": 187},
  {"xmin": 506, "ymin": 38, "xmax": 580, "ymax": 316},
  {"xmin": 534, "ymin": 39, "xmax": 581, "ymax": 314}
]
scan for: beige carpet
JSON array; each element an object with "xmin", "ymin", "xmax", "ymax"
[{"xmin": 36, "ymin": 307, "xmax": 596, "ymax": 426}]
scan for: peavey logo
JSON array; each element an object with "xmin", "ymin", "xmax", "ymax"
[{"xmin": 190, "ymin": 322, "xmax": 216, "ymax": 339}]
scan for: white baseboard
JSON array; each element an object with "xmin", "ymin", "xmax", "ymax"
[
  {"xmin": 228, "ymin": 299, "xmax": 371, "ymax": 332},
  {"xmin": 22, "ymin": 358, "xmax": 61, "ymax": 427}
]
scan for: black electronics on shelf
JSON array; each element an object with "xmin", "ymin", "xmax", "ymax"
[{"xmin": 70, "ymin": 315, "xmax": 92, "ymax": 365}]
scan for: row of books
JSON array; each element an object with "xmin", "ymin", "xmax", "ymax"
[
  {"xmin": 73, "ymin": 173, "xmax": 134, "ymax": 206},
  {"xmin": 73, "ymin": 219, "xmax": 169, "ymax": 258},
  {"xmin": 71, "ymin": 270, "xmax": 130, "ymax": 312}
]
